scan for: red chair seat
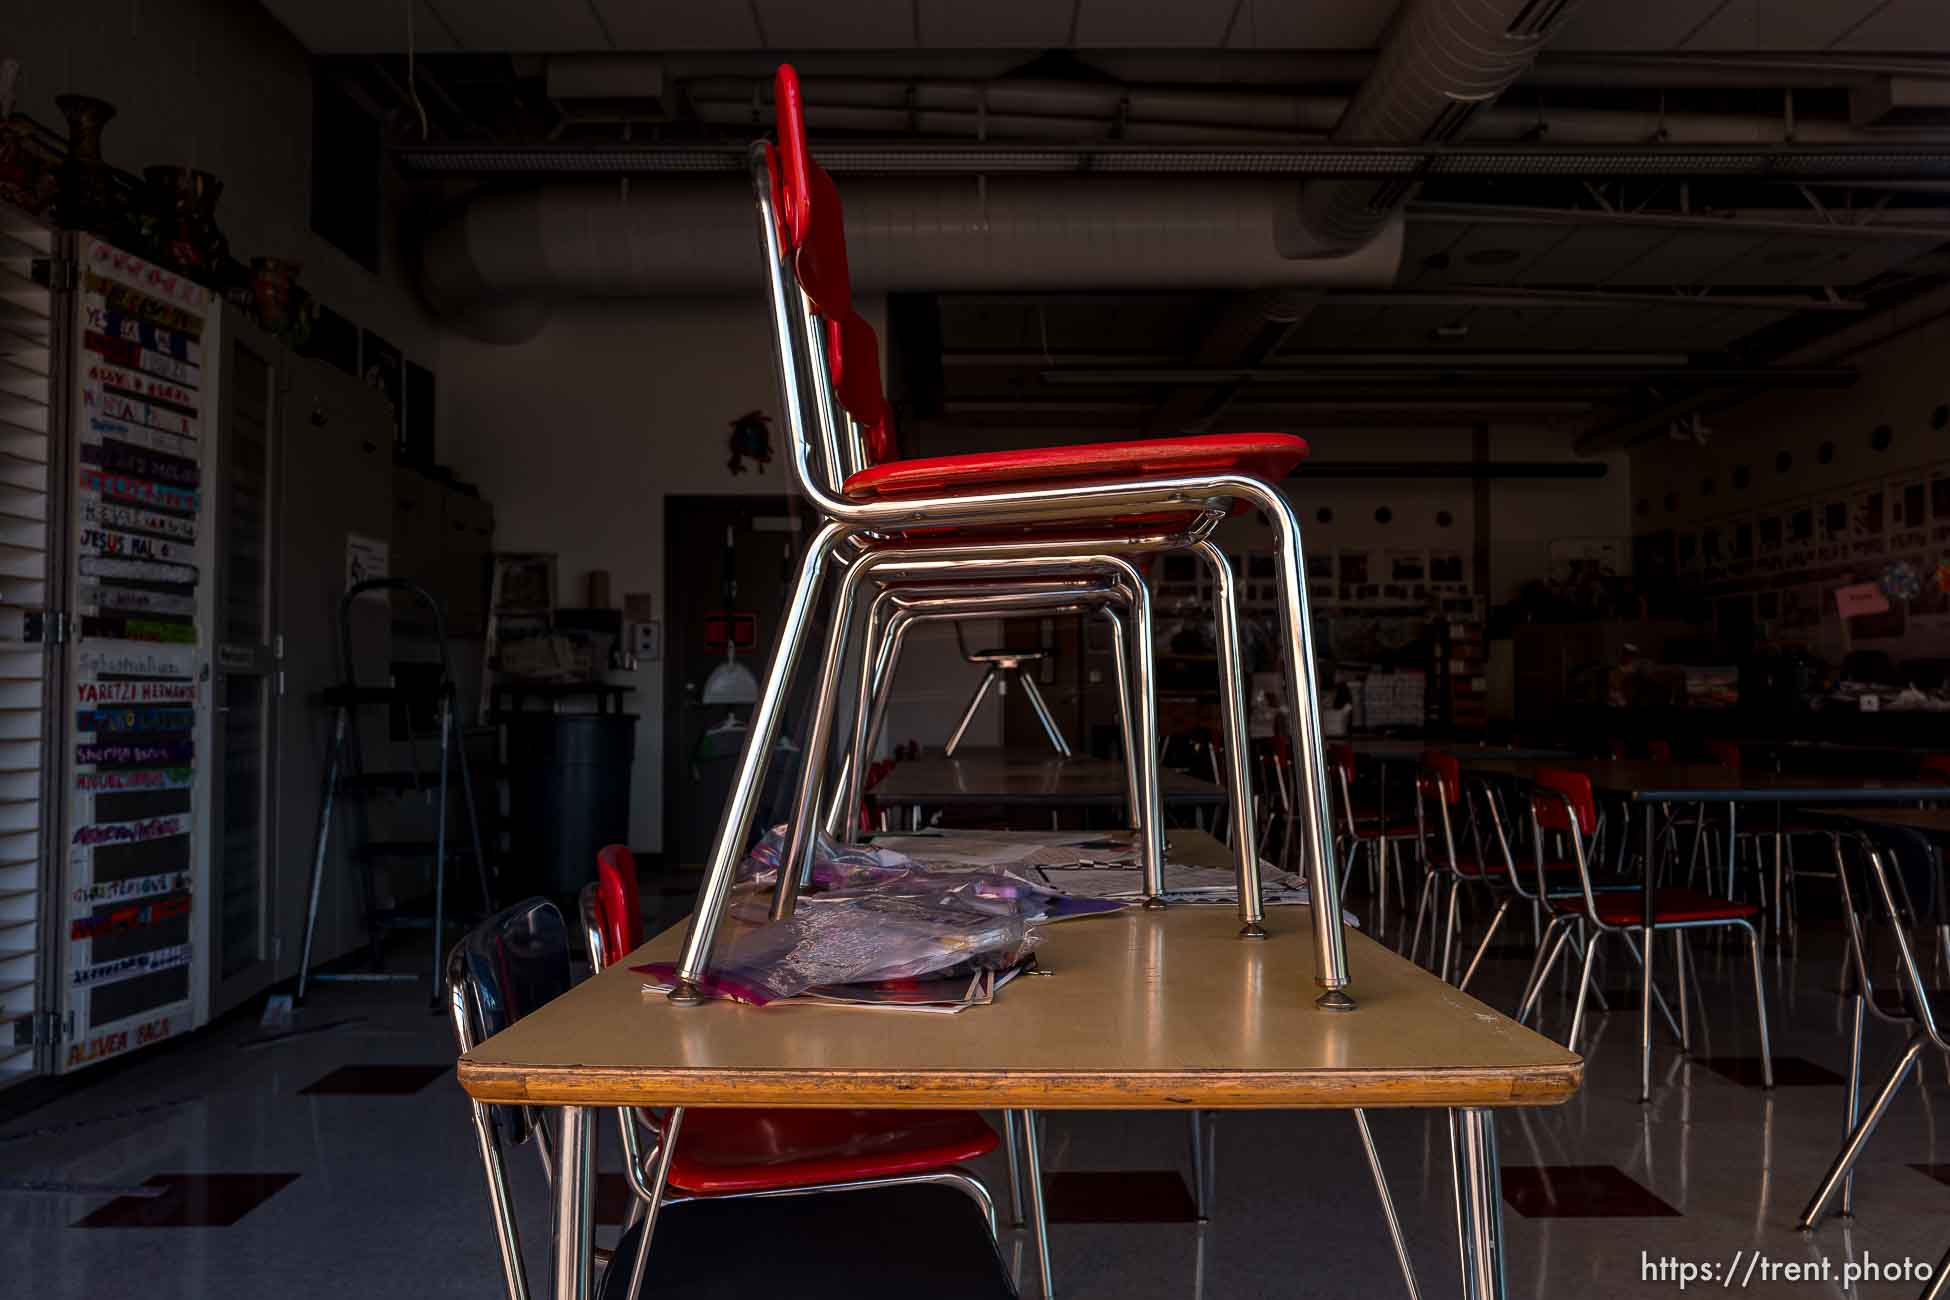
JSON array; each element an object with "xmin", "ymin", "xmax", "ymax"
[
  {"xmin": 668, "ymin": 1108, "xmax": 999, "ymax": 1195},
  {"xmin": 842, "ymin": 433, "xmax": 1309, "ymax": 501},
  {"xmin": 1552, "ymin": 887, "xmax": 1760, "ymax": 927}
]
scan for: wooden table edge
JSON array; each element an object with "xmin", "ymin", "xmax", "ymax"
[{"xmin": 456, "ymin": 1059, "xmax": 1584, "ymax": 1111}]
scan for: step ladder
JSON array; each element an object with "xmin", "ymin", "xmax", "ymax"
[{"xmin": 296, "ymin": 579, "xmax": 492, "ymax": 1005}]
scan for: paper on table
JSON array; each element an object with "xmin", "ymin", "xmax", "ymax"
[{"xmin": 870, "ymin": 830, "xmax": 1143, "ymax": 869}]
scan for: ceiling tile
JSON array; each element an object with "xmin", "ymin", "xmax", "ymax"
[
  {"xmin": 920, "ymin": 0, "xmax": 1071, "ymax": 47},
  {"xmin": 1074, "ymin": 0, "xmax": 1233, "ymax": 47},
  {"xmin": 430, "ymin": 0, "xmax": 610, "ymax": 50},
  {"xmin": 1681, "ymin": 0, "xmax": 1890, "ymax": 50},
  {"xmin": 1545, "ymin": 0, "xmax": 1729, "ymax": 52},
  {"xmin": 591, "ymin": 1, "xmax": 760, "ymax": 48},
  {"xmin": 1223, "ymin": 2, "xmax": 1393, "ymax": 49},
  {"xmin": 1828, "ymin": 0, "xmax": 1950, "ymax": 51},
  {"xmin": 758, "ymin": 0, "xmax": 913, "ymax": 49},
  {"xmin": 1703, "ymin": 231, "xmax": 1942, "ymax": 286},
  {"xmin": 1436, "ymin": 223, "xmax": 1578, "ymax": 285},
  {"xmin": 1603, "ymin": 229, "xmax": 1755, "ymax": 286},
  {"xmin": 1520, "ymin": 226, "xmax": 1675, "ymax": 286},
  {"xmin": 261, "ymin": 0, "xmax": 458, "ymax": 52}
]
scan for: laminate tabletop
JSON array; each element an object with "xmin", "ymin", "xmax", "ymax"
[
  {"xmin": 1799, "ymin": 806, "xmax": 1950, "ymax": 841},
  {"xmin": 873, "ymin": 748, "xmax": 1225, "ymax": 806},
  {"xmin": 457, "ymin": 901, "xmax": 1582, "ymax": 1113},
  {"xmin": 1454, "ymin": 757, "xmax": 1950, "ymax": 804}
]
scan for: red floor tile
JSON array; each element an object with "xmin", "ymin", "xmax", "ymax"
[
  {"xmin": 1501, "ymin": 1165, "xmax": 1680, "ymax": 1218},
  {"xmin": 299, "ymin": 1064, "xmax": 451, "ymax": 1095},
  {"xmin": 1042, "ymin": 1170, "xmax": 1198, "ymax": 1223},
  {"xmin": 71, "ymin": 1173, "xmax": 300, "ymax": 1228},
  {"xmin": 1695, "ymin": 1056, "xmax": 1842, "ymax": 1086}
]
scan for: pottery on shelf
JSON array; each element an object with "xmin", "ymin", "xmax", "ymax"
[
  {"xmin": 142, "ymin": 164, "xmax": 228, "ymax": 276},
  {"xmin": 53, "ymin": 93, "xmax": 118, "ymax": 232}
]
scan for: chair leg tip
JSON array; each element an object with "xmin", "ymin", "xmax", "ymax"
[
  {"xmin": 666, "ymin": 982, "xmax": 705, "ymax": 1007},
  {"xmin": 1237, "ymin": 921, "xmax": 1268, "ymax": 940},
  {"xmin": 1315, "ymin": 989, "xmax": 1357, "ymax": 1013}
]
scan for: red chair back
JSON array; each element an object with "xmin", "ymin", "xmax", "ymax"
[
  {"xmin": 1419, "ymin": 750, "xmax": 1461, "ymax": 806},
  {"xmin": 594, "ymin": 844, "xmax": 642, "ymax": 967},
  {"xmin": 1646, "ymin": 739, "xmax": 1672, "ymax": 762},
  {"xmin": 1606, "ymin": 738, "xmax": 1628, "ymax": 760},
  {"xmin": 1325, "ymin": 742, "xmax": 1356, "ymax": 787},
  {"xmin": 1706, "ymin": 739, "xmax": 1742, "ymax": 772},
  {"xmin": 1920, "ymin": 754, "xmax": 1950, "ymax": 781},
  {"xmin": 772, "ymin": 66, "xmax": 852, "ymax": 319},
  {"xmin": 770, "ymin": 65, "xmax": 900, "ymax": 468},
  {"xmin": 826, "ymin": 313, "xmax": 896, "ymax": 465},
  {"xmin": 1531, "ymin": 768, "xmax": 1598, "ymax": 837}
]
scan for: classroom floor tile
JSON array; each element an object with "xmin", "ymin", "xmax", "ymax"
[{"xmin": 298, "ymin": 1064, "xmax": 451, "ymax": 1095}]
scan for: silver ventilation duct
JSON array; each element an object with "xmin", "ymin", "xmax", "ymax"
[
  {"xmin": 416, "ymin": 176, "xmax": 1403, "ymax": 344},
  {"xmin": 1279, "ymin": 0, "xmax": 1587, "ymax": 256}
]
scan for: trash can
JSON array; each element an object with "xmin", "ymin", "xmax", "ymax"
[{"xmin": 503, "ymin": 713, "xmax": 638, "ymax": 895}]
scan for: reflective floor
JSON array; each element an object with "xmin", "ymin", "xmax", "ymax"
[{"xmin": 3, "ymin": 887, "xmax": 1948, "ymax": 1298}]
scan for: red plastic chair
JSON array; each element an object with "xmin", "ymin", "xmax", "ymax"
[
  {"xmin": 1519, "ymin": 769, "xmax": 1773, "ymax": 1101},
  {"xmin": 581, "ymin": 846, "xmax": 1047, "ymax": 1298},
  {"xmin": 669, "ymin": 62, "xmax": 1353, "ymax": 1016}
]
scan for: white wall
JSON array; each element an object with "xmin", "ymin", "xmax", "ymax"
[
  {"xmin": 5, "ymin": 0, "xmax": 436, "ymax": 364},
  {"xmin": 435, "ymin": 294, "xmax": 996, "ymax": 853}
]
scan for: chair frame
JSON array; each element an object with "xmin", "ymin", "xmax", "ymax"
[
  {"xmin": 825, "ymin": 577, "xmax": 1145, "ymax": 835},
  {"xmin": 946, "ymin": 619, "xmax": 1068, "ymax": 758},
  {"xmin": 572, "ymin": 889, "xmax": 1014, "ymax": 1300},
  {"xmin": 1798, "ymin": 830, "xmax": 1950, "ymax": 1237},
  {"xmin": 665, "ymin": 142, "xmax": 1349, "ymax": 1011},
  {"xmin": 1517, "ymin": 778, "xmax": 1773, "ymax": 1096}
]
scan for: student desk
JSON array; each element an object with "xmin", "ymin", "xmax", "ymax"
[{"xmin": 459, "ymin": 905, "xmax": 1582, "ymax": 1300}]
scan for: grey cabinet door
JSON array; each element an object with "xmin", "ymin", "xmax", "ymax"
[{"xmin": 272, "ymin": 359, "xmax": 392, "ymax": 981}]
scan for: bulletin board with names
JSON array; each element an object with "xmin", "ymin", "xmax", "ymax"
[{"xmin": 58, "ymin": 238, "xmax": 211, "ymax": 1073}]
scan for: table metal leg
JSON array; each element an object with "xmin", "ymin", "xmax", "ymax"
[
  {"xmin": 552, "ymin": 1106, "xmax": 597, "ymax": 1300},
  {"xmin": 1642, "ymin": 804, "xmax": 1657, "ymax": 1104},
  {"xmin": 1449, "ymin": 1108, "xmax": 1508, "ymax": 1300},
  {"xmin": 1356, "ymin": 1109, "xmax": 1422, "ymax": 1300}
]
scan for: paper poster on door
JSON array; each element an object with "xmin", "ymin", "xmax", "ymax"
[{"xmin": 346, "ymin": 534, "xmax": 390, "ymax": 599}]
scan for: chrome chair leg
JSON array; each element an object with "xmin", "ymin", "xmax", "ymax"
[
  {"xmin": 945, "ymin": 666, "xmax": 1001, "ymax": 757},
  {"xmin": 1103, "ymin": 607, "xmax": 1140, "ymax": 832},
  {"xmin": 1738, "ymin": 919, "xmax": 1775, "ymax": 1089},
  {"xmin": 1439, "ymin": 877, "xmax": 1461, "ymax": 984},
  {"xmin": 1619, "ymin": 930, "xmax": 1685, "ymax": 1048},
  {"xmin": 619, "ymin": 1107, "xmax": 685, "ymax": 1300},
  {"xmin": 1516, "ymin": 917, "xmax": 1572, "ymax": 1026},
  {"xmin": 1672, "ymin": 929, "xmax": 1691, "ymax": 1054},
  {"xmin": 1017, "ymin": 670, "xmax": 1072, "ymax": 757},
  {"xmin": 1798, "ymin": 1037, "xmax": 1926, "ymax": 1230},
  {"xmin": 671, "ymin": 520, "xmax": 849, "ymax": 998},
  {"xmin": 1196, "ymin": 538, "xmax": 1262, "ymax": 937},
  {"xmin": 1459, "ymin": 898, "xmax": 1510, "ymax": 994},
  {"xmin": 1020, "ymin": 1108, "xmax": 1055, "ymax": 1299},
  {"xmin": 1004, "ymin": 1110, "xmax": 1025, "ymax": 1230},
  {"xmin": 1568, "ymin": 925, "xmax": 1602, "ymax": 1052},
  {"xmin": 1921, "ymin": 1245, "xmax": 1950, "ymax": 1300},
  {"xmin": 1355, "ymin": 1109, "xmax": 1423, "ymax": 1300},
  {"xmin": 1843, "ymin": 992, "xmax": 1865, "ymax": 1217},
  {"xmin": 1187, "ymin": 1110, "xmax": 1209, "ymax": 1222}
]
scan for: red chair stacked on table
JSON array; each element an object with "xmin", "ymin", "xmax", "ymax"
[
  {"xmin": 579, "ymin": 846, "xmax": 1049, "ymax": 1299},
  {"xmin": 1518, "ymin": 768, "xmax": 1773, "ymax": 1102},
  {"xmin": 661, "ymin": 63, "xmax": 1353, "ymax": 1016}
]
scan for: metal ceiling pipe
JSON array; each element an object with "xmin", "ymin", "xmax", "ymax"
[
  {"xmin": 688, "ymin": 78, "xmax": 1885, "ymax": 147},
  {"xmin": 1279, "ymin": 0, "xmax": 1588, "ymax": 257},
  {"xmin": 416, "ymin": 176, "xmax": 1404, "ymax": 343}
]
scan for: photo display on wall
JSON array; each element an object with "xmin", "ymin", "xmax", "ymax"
[{"xmin": 63, "ymin": 238, "xmax": 206, "ymax": 1071}]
